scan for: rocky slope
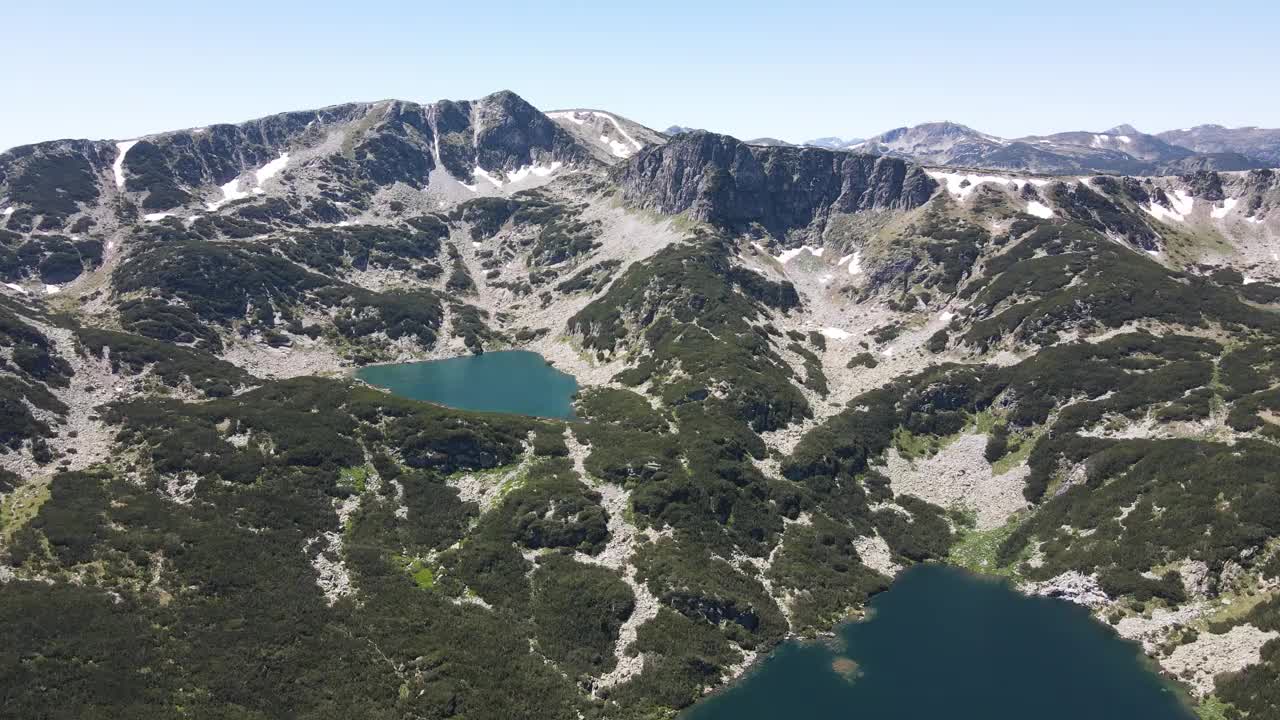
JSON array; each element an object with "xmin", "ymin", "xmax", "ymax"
[
  {"xmin": 617, "ymin": 130, "xmax": 936, "ymax": 240},
  {"xmin": 2, "ymin": 92, "xmax": 1280, "ymax": 720}
]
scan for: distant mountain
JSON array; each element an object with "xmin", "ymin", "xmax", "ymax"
[
  {"xmin": 804, "ymin": 136, "xmax": 865, "ymax": 150},
  {"xmin": 1160, "ymin": 125, "xmax": 1280, "ymax": 166},
  {"xmin": 849, "ymin": 121, "xmax": 1265, "ymax": 175},
  {"xmin": 860, "ymin": 122, "xmax": 1008, "ymax": 166},
  {"xmin": 662, "ymin": 125, "xmax": 700, "ymax": 136},
  {"xmin": 744, "ymin": 137, "xmax": 795, "ymax": 147},
  {"xmin": 1019, "ymin": 125, "xmax": 1192, "ymax": 164}
]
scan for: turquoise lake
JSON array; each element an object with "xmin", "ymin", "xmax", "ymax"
[
  {"xmin": 685, "ymin": 564, "xmax": 1193, "ymax": 720},
  {"xmin": 355, "ymin": 350, "xmax": 578, "ymax": 419}
]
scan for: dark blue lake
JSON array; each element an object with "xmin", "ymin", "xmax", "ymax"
[
  {"xmin": 685, "ymin": 564, "xmax": 1193, "ymax": 720},
  {"xmin": 356, "ymin": 350, "xmax": 578, "ymax": 419}
]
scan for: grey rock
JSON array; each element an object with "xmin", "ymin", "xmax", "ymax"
[{"xmin": 616, "ymin": 130, "xmax": 936, "ymax": 239}]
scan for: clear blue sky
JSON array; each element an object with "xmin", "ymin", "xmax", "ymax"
[{"xmin": 3, "ymin": 0, "xmax": 1275, "ymax": 151}]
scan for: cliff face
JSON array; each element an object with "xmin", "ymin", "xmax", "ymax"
[{"xmin": 616, "ymin": 131, "xmax": 937, "ymax": 238}]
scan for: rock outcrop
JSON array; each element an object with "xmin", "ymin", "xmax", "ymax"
[{"xmin": 616, "ymin": 130, "xmax": 936, "ymax": 239}]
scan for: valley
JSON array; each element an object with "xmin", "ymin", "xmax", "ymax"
[{"xmin": 1, "ymin": 90, "xmax": 1280, "ymax": 720}]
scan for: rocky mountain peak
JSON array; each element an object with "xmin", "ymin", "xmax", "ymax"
[{"xmin": 1104, "ymin": 123, "xmax": 1143, "ymax": 136}]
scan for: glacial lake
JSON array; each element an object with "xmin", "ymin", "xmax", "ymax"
[
  {"xmin": 685, "ymin": 564, "xmax": 1194, "ymax": 720},
  {"xmin": 355, "ymin": 350, "xmax": 578, "ymax": 419}
]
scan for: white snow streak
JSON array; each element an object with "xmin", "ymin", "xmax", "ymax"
[
  {"xmin": 473, "ymin": 167, "xmax": 506, "ymax": 188},
  {"xmin": 254, "ymin": 152, "xmax": 289, "ymax": 185},
  {"xmin": 1169, "ymin": 190, "xmax": 1195, "ymax": 217},
  {"xmin": 592, "ymin": 111, "xmax": 643, "ymax": 152},
  {"xmin": 3, "ymin": 283, "xmax": 26, "ymax": 295},
  {"xmin": 207, "ymin": 153, "xmax": 290, "ymax": 210},
  {"xmin": 1211, "ymin": 197, "xmax": 1239, "ymax": 219},
  {"xmin": 504, "ymin": 161, "xmax": 563, "ymax": 183},
  {"xmin": 926, "ymin": 170, "xmax": 1049, "ymax": 199},
  {"xmin": 819, "ymin": 327, "xmax": 852, "ymax": 340},
  {"xmin": 1025, "ymin": 200, "xmax": 1054, "ymax": 219},
  {"xmin": 774, "ymin": 245, "xmax": 823, "ymax": 264},
  {"xmin": 113, "ymin": 140, "xmax": 138, "ymax": 189},
  {"xmin": 550, "ymin": 110, "xmax": 643, "ymax": 157},
  {"xmin": 1143, "ymin": 191, "xmax": 1195, "ymax": 224},
  {"xmin": 208, "ymin": 177, "xmax": 250, "ymax": 210},
  {"xmin": 600, "ymin": 134, "xmax": 632, "ymax": 158},
  {"xmin": 840, "ymin": 250, "xmax": 863, "ymax": 275},
  {"xmin": 546, "ymin": 111, "xmax": 586, "ymax": 125},
  {"xmin": 143, "ymin": 212, "xmax": 172, "ymax": 222}
]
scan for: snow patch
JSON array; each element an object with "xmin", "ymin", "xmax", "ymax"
[
  {"xmin": 591, "ymin": 111, "xmax": 643, "ymax": 152},
  {"xmin": 546, "ymin": 110, "xmax": 587, "ymax": 125},
  {"xmin": 600, "ymin": 134, "xmax": 632, "ymax": 158},
  {"xmin": 819, "ymin": 327, "xmax": 852, "ymax": 340},
  {"xmin": 1142, "ymin": 191, "xmax": 1194, "ymax": 223},
  {"xmin": 504, "ymin": 161, "xmax": 563, "ymax": 183},
  {"xmin": 112, "ymin": 140, "xmax": 138, "ymax": 189},
  {"xmin": 208, "ymin": 176, "xmax": 251, "ymax": 210},
  {"xmin": 1143, "ymin": 203, "xmax": 1183, "ymax": 223},
  {"xmin": 473, "ymin": 166, "xmax": 505, "ymax": 188},
  {"xmin": 1211, "ymin": 197, "xmax": 1239, "ymax": 219},
  {"xmin": 254, "ymin": 152, "xmax": 289, "ymax": 185},
  {"xmin": 775, "ymin": 245, "xmax": 823, "ymax": 264},
  {"xmin": 206, "ymin": 153, "xmax": 290, "ymax": 210},
  {"xmin": 3, "ymin": 283, "xmax": 26, "ymax": 295},
  {"xmin": 926, "ymin": 170, "xmax": 1048, "ymax": 199},
  {"xmin": 1169, "ymin": 190, "xmax": 1195, "ymax": 217},
  {"xmin": 44, "ymin": 284, "xmax": 61, "ymax": 295},
  {"xmin": 143, "ymin": 212, "xmax": 172, "ymax": 222},
  {"xmin": 844, "ymin": 250, "xmax": 863, "ymax": 275},
  {"xmin": 2, "ymin": 207, "xmax": 13, "ymax": 217},
  {"xmin": 552, "ymin": 110, "xmax": 643, "ymax": 158},
  {"xmin": 1025, "ymin": 200, "xmax": 1054, "ymax": 219}
]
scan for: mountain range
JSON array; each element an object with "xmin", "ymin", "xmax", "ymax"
[
  {"xmin": 840, "ymin": 121, "xmax": 1269, "ymax": 175},
  {"xmin": 664, "ymin": 119, "xmax": 1280, "ymax": 175},
  {"xmin": 2, "ymin": 89, "xmax": 1280, "ymax": 720}
]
